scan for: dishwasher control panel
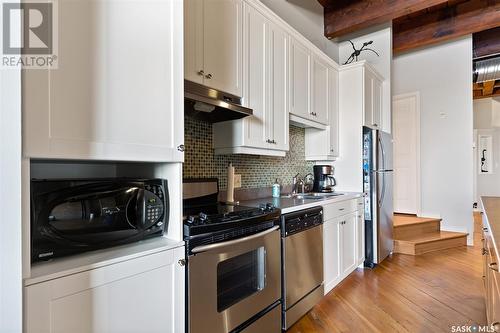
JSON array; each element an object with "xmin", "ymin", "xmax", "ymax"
[{"xmin": 281, "ymin": 207, "xmax": 323, "ymax": 236}]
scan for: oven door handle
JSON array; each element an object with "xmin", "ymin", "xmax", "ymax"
[{"xmin": 191, "ymin": 225, "xmax": 279, "ymax": 254}]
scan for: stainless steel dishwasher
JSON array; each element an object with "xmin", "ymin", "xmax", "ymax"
[{"xmin": 281, "ymin": 206, "xmax": 324, "ymax": 330}]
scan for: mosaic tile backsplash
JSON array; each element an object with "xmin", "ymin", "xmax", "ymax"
[{"xmin": 184, "ymin": 116, "xmax": 315, "ymax": 190}]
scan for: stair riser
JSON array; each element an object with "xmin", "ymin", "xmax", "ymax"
[
  {"xmin": 394, "ymin": 221, "xmax": 441, "ymax": 239},
  {"xmin": 394, "ymin": 236, "xmax": 467, "ymax": 255}
]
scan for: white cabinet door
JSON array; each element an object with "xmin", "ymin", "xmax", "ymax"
[
  {"xmin": 363, "ymin": 68, "xmax": 383, "ymax": 130},
  {"xmin": 372, "ymin": 77, "xmax": 383, "ymax": 129},
  {"xmin": 290, "ymin": 38, "xmax": 311, "ymax": 120},
  {"xmin": 24, "ymin": 0, "xmax": 184, "ymax": 162},
  {"xmin": 184, "ymin": 0, "xmax": 204, "ymax": 84},
  {"xmin": 311, "ymin": 55, "xmax": 329, "ymax": 125},
  {"xmin": 203, "ymin": 0, "xmax": 243, "ymax": 96},
  {"xmin": 341, "ymin": 212, "xmax": 357, "ymax": 277},
  {"xmin": 356, "ymin": 209, "xmax": 365, "ymax": 266},
  {"xmin": 25, "ymin": 247, "xmax": 185, "ymax": 333},
  {"xmin": 364, "ymin": 70, "xmax": 374, "ymax": 128},
  {"xmin": 328, "ymin": 67, "xmax": 339, "ymax": 157},
  {"xmin": 242, "ymin": 3, "xmax": 268, "ymax": 148},
  {"xmin": 269, "ymin": 21, "xmax": 289, "ymax": 151},
  {"xmin": 323, "ymin": 218, "xmax": 341, "ymax": 295}
]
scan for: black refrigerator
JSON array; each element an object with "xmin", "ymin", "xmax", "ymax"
[{"xmin": 363, "ymin": 126, "xmax": 394, "ymax": 267}]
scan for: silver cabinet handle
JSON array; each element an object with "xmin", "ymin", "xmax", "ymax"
[
  {"xmin": 177, "ymin": 144, "xmax": 185, "ymax": 152},
  {"xmin": 483, "ymin": 227, "xmax": 488, "ymax": 231},
  {"xmin": 178, "ymin": 259, "xmax": 186, "ymax": 266},
  {"xmin": 205, "ymin": 73, "xmax": 213, "ymax": 79},
  {"xmin": 191, "ymin": 225, "xmax": 279, "ymax": 254},
  {"xmin": 339, "ymin": 208, "xmax": 345, "ymax": 211},
  {"xmin": 197, "ymin": 70, "xmax": 205, "ymax": 76},
  {"xmin": 373, "ymin": 123, "xmax": 378, "ymax": 127},
  {"xmin": 489, "ymin": 262, "xmax": 499, "ymax": 272}
]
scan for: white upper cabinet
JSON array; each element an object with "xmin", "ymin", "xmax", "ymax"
[
  {"xmin": 269, "ymin": 20, "xmax": 290, "ymax": 151},
  {"xmin": 311, "ymin": 55, "xmax": 329, "ymax": 125},
  {"xmin": 184, "ymin": 0, "xmax": 243, "ymax": 97},
  {"xmin": 213, "ymin": 1, "xmax": 288, "ymax": 156},
  {"xmin": 364, "ymin": 66, "xmax": 384, "ymax": 129},
  {"xmin": 305, "ymin": 63, "xmax": 339, "ymax": 161},
  {"xmin": 290, "ymin": 38, "xmax": 311, "ymax": 120},
  {"xmin": 23, "ymin": 0, "xmax": 184, "ymax": 162}
]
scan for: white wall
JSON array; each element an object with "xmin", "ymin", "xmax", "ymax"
[
  {"xmin": 0, "ymin": 68, "xmax": 23, "ymax": 330},
  {"xmin": 393, "ymin": 36, "xmax": 474, "ymax": 244},
  {"xmin": 474, "ymin": 98, "xmax": 500, "ymax": 202},
  {"xmin": 259, "ymin": 0, "xmax": 339, "ymax": 63},
  {"xmin": 338, "ymin": 24, "xmax": 392, "ymax": 133}
]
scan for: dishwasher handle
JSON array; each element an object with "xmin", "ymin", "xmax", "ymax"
[{"xmin": 191, "ymin": 225, "xmax": 279, "ymax": 254}]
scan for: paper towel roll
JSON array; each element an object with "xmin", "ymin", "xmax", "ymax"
[{"xmin": 226, "ymin": 163, "xmax": 235, "ymax": 203}]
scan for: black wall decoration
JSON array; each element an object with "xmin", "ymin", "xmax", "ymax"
[{"xmin": 343, "ymin": 40, "xmax": 380, "ymax": 65}]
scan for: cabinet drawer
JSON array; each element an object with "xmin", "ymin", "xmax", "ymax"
[{"xmin": 323, "ymin": 198, "xmax": 362, "ymax": 221}]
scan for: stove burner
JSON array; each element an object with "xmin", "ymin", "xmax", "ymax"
[{"xmin": 186, "ymin": 204, "xmax": 276, "ymax": 226}]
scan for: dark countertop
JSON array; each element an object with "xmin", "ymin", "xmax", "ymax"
[{"xmin": 240, "ymin": 192, "xmax": 363, "ymax": 214}]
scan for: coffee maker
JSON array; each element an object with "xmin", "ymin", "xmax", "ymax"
[{"xmin": 313, "ymin": 165, "xmax": 337, "ymax": 193}]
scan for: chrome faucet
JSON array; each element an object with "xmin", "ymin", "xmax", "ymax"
[{"xmin": 292, "ymin": 173, "xmax": 305, "ymax": 194}]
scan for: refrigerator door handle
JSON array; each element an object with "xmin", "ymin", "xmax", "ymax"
[
  {"xmin": 378, "ymin": 135, "xmax": 386, "ymax": 171},
  {"xmin": 378, "ymin": 172, "xmax": 386, "ymax": 208}
]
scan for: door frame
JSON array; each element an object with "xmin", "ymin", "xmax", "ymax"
[{"xmin": 392, "ymin": 92, "xmax": 421, "ymax": 217}]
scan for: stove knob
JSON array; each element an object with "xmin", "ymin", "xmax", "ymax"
[
  {"xmin": 199, "ymin": 212, "xmax": 208, "ymax": 222},
  {"xmin": 265, "ymin": 203, "xmax": 274, "ymax": 211},
  {"xmin": 259, "ymin": 204, "xmax": 267, "ymax": 211},
  {"xmin": 187, "ymin": 216, "xmax": 196, "ymax": 224}
]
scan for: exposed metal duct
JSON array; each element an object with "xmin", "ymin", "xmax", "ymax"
[{"xmin": 474, "ymin": 56, "xmax": 500, "ymax": 83}]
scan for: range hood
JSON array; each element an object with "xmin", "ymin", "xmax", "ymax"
[{"xmin": 184, "ymin": 80, "xmax": 253, "ymax": 123}]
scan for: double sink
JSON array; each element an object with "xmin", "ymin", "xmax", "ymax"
[{"xmin": 282, "ymin": 192, "xmax": 344, "ymax": 200}]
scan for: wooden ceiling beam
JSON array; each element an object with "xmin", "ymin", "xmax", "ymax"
[
  {"xmin": 322, "ymin": 0, "xmax": 449, "ymax": 38},
  {"xmin": 474, "ymin": 27, "xmax": 500, "ymax": 59},
  {"xmin": 484, "ymin": 81, "xmax": 496, "ymax": 95},
  {"xmin": 393, "ymin": 0, "xmax": 500, "ymax": 54}
]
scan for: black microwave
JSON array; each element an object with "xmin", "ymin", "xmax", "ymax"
[{"xmin": 31, "ymin": 178, "xmax": 169, "ymax": 262}]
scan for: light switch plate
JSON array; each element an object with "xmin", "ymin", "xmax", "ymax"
[{"xmin": 234, "ymin": 174, "xmax": 242, "ymax": 188}]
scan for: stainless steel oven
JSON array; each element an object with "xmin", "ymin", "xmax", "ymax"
[{"xmin": 187, "ymin": 225, "xmax": 281, "ymax": 333}]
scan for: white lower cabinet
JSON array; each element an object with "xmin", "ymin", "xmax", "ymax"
[
  {"xmin": 323, "ymin": 198, "xmax": 364, "ymax": 295},
  {"xmin": 356, "ymin": 208, "xmax": 365, "ymax": 266},
  {"xmin": 24, "ymin": 246, "xmax": 185, "ymax": 333}
]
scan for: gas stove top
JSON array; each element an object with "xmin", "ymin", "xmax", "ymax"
[{"xmin": 183, "ymin": 202, "xmax": 279, "ymax": 236}]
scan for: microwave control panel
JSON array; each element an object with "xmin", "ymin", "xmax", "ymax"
[{"xmin": 144, "ymin": 185, "xmax": 165, "ymax": 227}]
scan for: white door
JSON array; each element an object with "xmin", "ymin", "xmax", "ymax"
[
  {"xmin": 184, "ymin": 0, "xmax": 204, "ymax": 84},
  {"xmin": 242, "ymin": 3, "xmax": 268, "ymax": 148},
  {"xmin": 311, "ymin": 55, "xmax": 329, "ymax": 125},
  {"xmin": 25, "ymin": 248, "xmax": 185, "ymax": 333},
  {"xmin": 341, "ymin": 212, "xmax": 357, "ymax": 277},
  {"xmin": 23, "ymin": 0, "xmax": 184, "ymax": 162},
  {"xmin": 372, "ymin": 78, "xmax": 383, "ymax": 129},
  {"xmin": 393, "ymin": 93, "xmax": 420, "ymax": 214},
  {"xmin": 203, "ymin": 0, "xmax": 243, "ymax": 96},
  {"xmin": 356, "ymin": 209, "xmax": 365, "ymax": 265},
  {"xmin": 323, "ymin": 218, "xmax": 341, "ymax": 294},
  {"xmin": 364, "ymin": 71, "xmax": 374, "ymax": 127},
  {"xmin": 328, "ymin": 67, "xmax": 339, "ymax": 157},
  {"xmin": 269, "ymin": 21, "xmax": 289, "ymax": 151},
  {"xmin": 289, "ymin": 38, "xmax": 311, "ymax": 120}
]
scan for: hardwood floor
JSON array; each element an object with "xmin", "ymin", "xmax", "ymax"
[{"xmin": 288, "ymin": 214, "xmax": 486, "ymax": 332}]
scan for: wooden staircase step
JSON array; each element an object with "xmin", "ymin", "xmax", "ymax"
[
  {"xmin": 393, "ymin": 214, "xmax": 441, "ymax": 239},
  {"xmin": 394, "ymin": 231, "xmax": 468, "ymax": 255}
]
